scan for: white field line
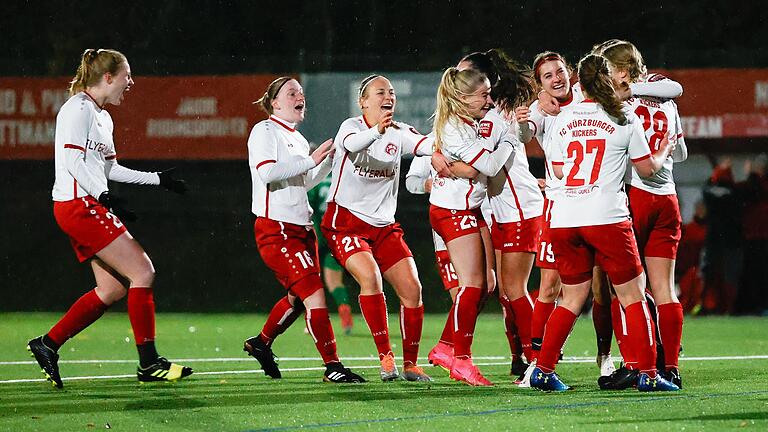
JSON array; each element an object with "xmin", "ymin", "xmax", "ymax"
[{"xmin": 2, "ymin": 355, "xmax": 767, "ymax": 385}]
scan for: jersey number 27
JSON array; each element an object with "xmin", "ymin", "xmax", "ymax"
[{"xmin": 565, "ymin": 139, "xmax": 606, "ymax": 187}]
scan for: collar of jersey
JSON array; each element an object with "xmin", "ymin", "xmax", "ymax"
[
  {"xmin": 82, "ymin": 91, "xmax": 104, "ymax": 110},
  {"xmin": 269, "ymin": 115, "xmax": 296, "ymax": 132}
]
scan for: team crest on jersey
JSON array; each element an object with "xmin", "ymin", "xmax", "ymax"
[
  {"xmin": 385, "ymin": 143, "xmax": 397, "ymax": 155},
  {"xmin": 478, "ymin": 120, "xmax": 493, "ymax": 138}
]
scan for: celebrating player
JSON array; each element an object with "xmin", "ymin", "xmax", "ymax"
[
  {"xmin": 321, "ymin": 75, "xmax": 434, "ymax": 382},
  {"xmin": 27, "ymin": 48, "xmax": 192, "ymax": 388},
  {"xmin": 530, "ymin": 53, "xmax": 679, "ymax": 392},
  {"xmin": 245, "ymin": 76, "xmax": 365, "ymax": 383},
  {"xmin": 596, "ymin": 39, "xmax": 688, "ymax": 388}
]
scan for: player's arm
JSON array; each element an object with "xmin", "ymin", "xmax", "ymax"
[
  {"xmin": 405, "ymin": 156, "xmax": 432, "ymax": 194},
  {"xmin": 460, "ymin": 134, "xmax": 514, "ymax": 177},
  {"xmin": 515, "ymin": 102, "xmax": 544, "ymax": 144},
  {"xmin": 630, "ymin": 74, "xmax": 683, "ymax": 99},
  {"xmin": 400, "ymin": 124, "xmax": 434, "ymax": 156},
  {"xmin": 630, "ymin": 116, "xmax": 675, "ymax": 177},
  {"xmin": 59, "ymin": 108, "xmax": 108, "ymax": 198},
  {"xmin": 250, "ymin": 125, "xmax": 315, "ymax": 183},
  {"xmin": 305, "ymin": 139, "xmax": 335, "ymax": 189},
  {"xmin": 339, "ymin": 115, "xmax": 390, "ymax": 153},
  {"xmin": 671, "ymin": 104, "xmax": 688, "ymax": 163}
]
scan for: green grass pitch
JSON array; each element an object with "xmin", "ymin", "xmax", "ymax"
[{"xmin": 1, "ymin": 312, "xmax": 766, "ymax": 431}]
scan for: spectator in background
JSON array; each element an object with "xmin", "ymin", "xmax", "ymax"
[
  {"xmin": 676, "ymin": 200, "xmax": 707, "ymax": 314},
  {"xmin": 701, "ymin": 157, "xmax": 742, "ymax": 314},
  {"xmin": 735, "ymin": 154, "xmax": 768, "ymax": 315}
]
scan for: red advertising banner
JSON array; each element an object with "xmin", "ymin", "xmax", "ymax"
[{"xmin": 0, "ymin": 74, "xmax": 285, "ymax": 160}]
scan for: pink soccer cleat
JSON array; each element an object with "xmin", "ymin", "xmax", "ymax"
[{"xmin": 449, "ymin": 357, "xmax": 493, "ymax": 386}]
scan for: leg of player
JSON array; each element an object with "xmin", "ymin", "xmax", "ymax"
[
  {"xmin": 613, "ymin": 272, "xmax": 679, "ymax": 391},
  {"xmin": 244, "ymin": 293, "xmax": 304, "ymax": 379},
  {"xmin": 591, "ymin": 266, "xmax": 616, "ymax": 377},
  {"xmin": 646, "ymin": 256, "xmax": 684, "ymax": 388},
  {"xmin": 429, "ymin": 286, "xmax": 458, "ymax": 372},
  {"xmin": 324, "ymin": 259, "xmax": 354, "ymax": 335},
  {"xmin": 382, "ymin": 257, "xmax": 431, "ymax": 382},
  {"xmin": 518, "ymin": 268, "xmax": 560, "ymax": 388},
  {"xmin": 531, "ymin": 281, "xmax": 590, "ymax": 392},
  {"xmin": 94, "ymin": 233, "xmax": 193, "ymax": 383},
  {"xmin": 444, "ymin": 232, "xmax": 492, "ymax": 386},
  {"xmin": 496, "ymin": 250, "xmax": 535, "ymax": 371},
  {"xmin": 344, "ymin": 250, "xmax": 398, "ymax": 381}
]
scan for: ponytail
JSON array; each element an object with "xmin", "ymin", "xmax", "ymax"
[
  {"xmin": 433, "ymin": 67, "xmax": 487, "ymax": 152},
  {"xmin": 254, "ymin": 76, "xmax": 293, "ymax": 115},
  {"xmin": 484, "ymin": 49, "xmax": 535, "ymax": 115},
  {"xmin": 577, "ymin": 54, "xmax": 626, "ymax": 124},
  {"xmin": 69, "ymin": 49, "xmax": 127, "ymax": 96}
]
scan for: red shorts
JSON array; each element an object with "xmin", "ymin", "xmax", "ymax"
[
  {"xmin": 254, "ymin": 217, "xmax": 323, "ymax": 299},
  {"xmin": 435, "ymin": 249, "xmax": 459, "ymax": 291},
  {"xmin": 429, "ymin": 205, "xmax": 488, "ymax": 243},
  {"xmin": 492, "ymin": 215, "xmax": 541, "ymax": 253},
  {"xmin": 628, "ymin": 187, "xmax": 682, "ymax": 260},
  {"xmin": 54, "ymin": 197, "xmax": 127, "ymax": 262},
  {"xmin": 550, "ymin": 219, "xmax": 643, "ymax": 286},
  {"xmin": 320, "ymin": 203, "xmax": 412, "ymax": 273},
  {"xmin": 535, "ymin": 221, "xmax": 558, "ymax": 269}
]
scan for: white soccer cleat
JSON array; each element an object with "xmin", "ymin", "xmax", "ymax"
[
  {"xmin": 597, "ymin": 354, "xmax": 616, "ymax": 377},
  {"xmin": 518, "ymin": 358, "xmax": 536, "ymax": 388}
]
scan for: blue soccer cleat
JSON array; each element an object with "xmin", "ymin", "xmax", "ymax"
[
  {"xmin": 637, "ymin": 372, "xmax": 680, "ymax": 392},
  {"xmin": 530, "ymin": 367, "xmax": 571, "ymax": 392}
]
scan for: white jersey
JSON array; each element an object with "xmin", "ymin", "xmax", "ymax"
[
  {"xmin": 625, "ymin": 94, "xmax": 686, "ymax": 195},
  {"xmin": 546, "ymin": 100, "xmax": 651, "ymax": 228},
  {"xmin": 53, "ymin": 92, "xmax": 159, "ymax": 202},
  {"xmin": 429, "ymin": 118, "xmax": 513, "ymax": 210},
  {"xmin": 485, "ymin": 109, "xmax": 544, "ymax": 223},
  {"xmin": 327, "ymin": 116, "xmax": 432, "ymax": 227},
  {"xmin": 248, "ymin": 115, "xmax": 332, "ymax": 226},
  {"xmin": 520, "ymin": 84, "xmax": 584, "ymax": 198}
]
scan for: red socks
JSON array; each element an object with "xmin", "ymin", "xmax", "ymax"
[
  {"xmin": 305, "ymin": 308, "xmax": 339, "ymax": 364},
  {"xmin": 612, "ymin": 297, "xmax": 637, "ymax": 369},
  {"xmin": 439, "ymin": 304, "xmax": 455, "ymax": 345},
  {"xmin": 499, "ymin": 295, "xmax": 521, "ymax": 358},
  {"xmin": 592, "ymin": 300, "xmax": 613, "ymax": 356},
  {"xmin": 657, "ymin": 302, "xmax": 684, "ymax": 370},
  {"xmin": 453, "ymin": 286, "xmax": 483, "ymax": 359},
  {"xmin": 530, "ymin": 299, "xmax": 556, "ymax": 361},
  {"xmin": 260, "ymin": 296, "xmax": 303, "ymax": 345},
  {"xmin": 47, "ymin": 289, "xmax": 108, "ymax": 347},
  {"xmin": 509, "ymin": 295, "xmax": 534, "ymax": 361},
  {"xmin": 359, "ymin": 293, "xmax": 392, "ymax": 357},
  {"xmin": 400, "ymin": 305, "xmax": 424, "ymax": 366},
  {"xmin": 537, "ymin": 306, "xmax": 577, "ymax": 373},
  {"xmin": 624, "ymin": 301, "xmax": 658, "ymax": 377},
  {"xmin": 127, "ymin": 287, "xmax": 156, "ymax": 345}
]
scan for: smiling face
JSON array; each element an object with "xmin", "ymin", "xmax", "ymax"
[
  {"xmin": 462, "ymin": 78, "xmax": 493, "ymax": 120},
  {"xmin": 359, "ymin": 76, "xmax": 395, "ymax": 125},
  {"xmin": 105, "ymin": 61, "xmax": 134, "ymax": 106},
  {"xmin": 271, "ymin": 79, "xmax": 305, "ymax": 123},
  {"xmin": 538, "ymin": 59, "xmax": 570, "ymax": 102}
]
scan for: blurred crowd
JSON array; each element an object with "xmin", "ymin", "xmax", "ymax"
[{"xmin": 676, "ymin": 154, "xmax": 768, "ymax": 315}]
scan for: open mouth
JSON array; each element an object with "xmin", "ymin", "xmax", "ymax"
[
  {"xmin": 552, "ymin": 83, "xmax": 565, "ymax": 90},
  {"xmin": 381, "ymin": 103, "xmax": 393, "ymax": 111},
  {"xmin": 294, "ymin": 103, "xmax": 304, "ymax": 111}
]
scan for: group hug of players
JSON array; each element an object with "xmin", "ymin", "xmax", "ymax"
[{"xmin": 30, "ymin": 39, "xmax": 686, "ymax": 393}]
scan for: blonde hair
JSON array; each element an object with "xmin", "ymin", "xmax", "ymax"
[
  {"xmin": 432, "ymin": 67, "xmax": 488, "ymax": 152},
  {"xmin": 578, "ymin": 54, "xmax": 626, "ymax": 124},
  {"xmin": 254, "ymin": 76, "xmax": 293, "ymax": 115},
  {"xmin": 592, "ymin": 39, "xmax": 647, "ymax": 83},
  {"xmin": 69, "ymin": 49, "xmax": 127, "ymax": 96}
]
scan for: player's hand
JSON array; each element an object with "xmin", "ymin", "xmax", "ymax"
[
  {"xmin": 377, "ymin": 110, "xmax": 394, "ymax": 134},
  {"xmin": 514, "ymin": 106, "xmax": 530, "ymax": 124},
  {"xmin": 424, "ymin": 177, "xmax": 433, "ymax": 193},
  {"xmin": 537, "ymin": 178, "xmax": 547, "ymax": 192},
  {"xmin": 538, "ymin": 90, "xmax": 560, "ymax": 116},
  {"xmin": 431, "ymin": 151, "xmax": 455, "ymax": 179},
  {"xmin": 656, "ymin": 131, "xmax": 676, "ymax": 159},
  {"xmin": 98, "ymin": 191, "xmax": 137, "ymax": 222},
  {"xmin": 158, "ymin": 168, "xmax": 188, "ymax": 194},
  {"xmin": 311, "ymin": 138, "xmax": 334, "ymax": 166}
]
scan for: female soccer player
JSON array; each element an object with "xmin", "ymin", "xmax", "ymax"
[
  {"xmin": 27, "ymin": 48, "xmax": 192, "ymax": 388},
  {"xmin": 321, "ymin": 75, "xmax": 434, "ymax": 382},
  {"xmin": 597, "ymin": 39, "xmax": 688, "ymax": 388},
  {"xmin": 245, "ymin": 76, "xmax": 365, "ymax": 383},
  {"xmin": 429, "ymin": 67, "xmax": 517, "ymax": 386},
  {"xmin": 530, "ymin": 53, "xmax": 679, "ymax": 392}
]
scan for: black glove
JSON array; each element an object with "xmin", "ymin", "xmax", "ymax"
[
  {"xmin": 98, "ymin": 191, "xmax": 138, "ymax": 222},
  {"xmin": 158, "ymin": 168, "xmax": 188, "ymax": 194}
]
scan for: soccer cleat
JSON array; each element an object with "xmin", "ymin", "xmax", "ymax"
[
  {"xmin": 323, "ymin": 362, "xmax": 366, "ymax": 383},
  {"xmin": 598, "ymin": 366, "xmax": 639, "ymax": 390},
  {"xmin": 661, "ymin": 368, "xmax": 683, "ymax": 389},
  {"xmin": 510, "ymin": 356, "xmax": 529, "ymax": 384},
  {"xmin": 637, "ymin": 372, "xmax": 680, "ymax": 392},
  {"xmin": 244, "ymin": 336, "xmax": 281, "ymax": 378},
  {"xmin": 530, "ymin": 367, "xmax": 571, "ymax": 392},
  {"xmin": 517, "ymin": 359, "xmax": 537, "ymax": 388},
  {"xmin": 27, "ymin": 336, "xmax": 63, "ymax": 389},
  {"xmin": 402, "ymin": 365, "xmax": 432, "ymax": 382},
  {"xmin": 338, "ymin": 304, "xmax": 354, "ymax": 335},
  {"xmin": 597, "ymin": 354, "xmax": 616, "ymax": 377},
  {"xmin": 449, "ymin": 357, "xmax": 493, "ymax": 386},
  {"xmin": 379, "ymin": 352, "xmax": 400, "ymax": 381},
  {"xmin": 136, "ymin": 357, "xmax": 193, "ymax": 382},
  {"xmin": 427, "ymin": 342, "xmax": 454, "ymax": 371}
]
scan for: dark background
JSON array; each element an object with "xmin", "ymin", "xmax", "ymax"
[{"xmin": 1, "ymin": 0, "xmax": 765, "ymax": 312}]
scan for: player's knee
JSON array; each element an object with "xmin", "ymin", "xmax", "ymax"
[{"xmin": 96, "ymin": 285, "xmax": 127, "ymax": 305}]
